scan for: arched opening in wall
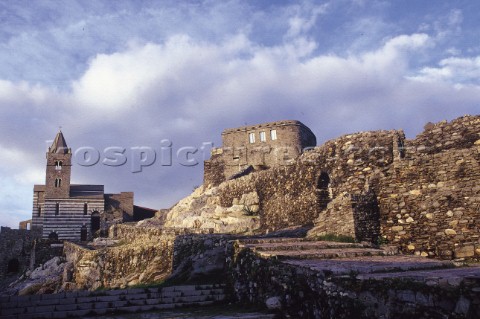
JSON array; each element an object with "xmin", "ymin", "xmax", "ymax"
[
  {"xmin": 317, "ymin": 171, "xmax": 331, "ymax": 210},
  {"xmin": 91, "ymin": 211, "xmax": 100, "ymax": 234},
  {"xmin": 7, "ymin": 258, "xmax": 20, "ymax": 274},
  {"xmin": 48, "ymin": 231, "xmax": 58, "ymax": 240},
  {"xmin": 80, "ymin": 225, "xmax": 88, "ymax": 241}
]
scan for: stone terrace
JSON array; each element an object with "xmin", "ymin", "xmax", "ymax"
[{"xmin": 230, "ymin": 237, "xmax": 480, "ymax": 318}]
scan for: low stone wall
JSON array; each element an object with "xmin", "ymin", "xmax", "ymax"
[
  {"xmin": 228, "ymin": 246, "xmax": 480, "ymax": 318},
  {"xmin": 62, "ymin": 225, "xmax": 231, "ymax": 291},
  {"xmin": 0, "ymin": 284, "xmax": 226, "ymax": 319}
]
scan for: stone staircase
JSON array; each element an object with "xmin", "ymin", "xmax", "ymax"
[
  {"xmin": 0, "ymin": 284, "xmax": 227, "ymax": 319},
  {"xmin": 237, "ymin": 237, "xmax": 456, "ymax": 274},
  {"xmin": 238, "ymin": 237, "xmax": 395, "ymax": 260}
]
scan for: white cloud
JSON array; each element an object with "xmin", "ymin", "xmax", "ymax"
[
  {"xmin": 409, "ymin": 56, "xmax": 480, "ymax": 85},
  {"xmin": 1, "ymin": 1, "xmax": 480, "ymax": 228}
]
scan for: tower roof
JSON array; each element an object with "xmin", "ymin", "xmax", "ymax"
[{"xmin": 49, "ymin": 131, "xmax": 70, "ymax": 154}]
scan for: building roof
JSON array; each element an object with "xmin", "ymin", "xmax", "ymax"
[
  {"xmin": 222, "ymin": 120, "xmax": 312, "ymax": 135},
  {"xmin": 33, "ymin": 185, "xmax": 46, "ymax": 192},
  {"xmin": 69, "ymin": 184, "xmax": 105, "ymax": 198},
  {"xmin": 49, "ymin": 131, "xmax": 70, "ymax": 154}
]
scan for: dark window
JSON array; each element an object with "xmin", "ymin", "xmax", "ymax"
[
  {"xmin": 317, "ymin": 172, "xmax": 331, "ymax": 210},
  {"xmin": 80, "ymin": 225, "xmax": 88, "ymax": 241},
  {"xmin": 84, "ymin": 203, "xmax": 88, "ymax": 215},
  {"xmin": 91, "ymin": 211, "xmax": 101, "ymax": 233},
  {"xmin": 55, "ymin": 202, "xmax": 59, "ymax": 215},
  {"xmin": 37, "ymin": 206, "xmax": 41, "ymax": 217},
  {"xmin": 48, "ymin": 232, "xmax": 58, "ymax": 240}
]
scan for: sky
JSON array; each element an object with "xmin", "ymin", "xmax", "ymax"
[{"xmin": 0, "ymin": 0, "xmax": 479, "ymax": 228}]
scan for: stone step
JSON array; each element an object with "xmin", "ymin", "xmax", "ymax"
[
  {"xmin": 238, "ymin": 237, "xmax": 307, "ymax": 244},
  {"xmin": 257, "ymin": 248, "xmax": 389, "ymax": 260},
  {"xmin": 240, "ymin": 241, "xmax": 366, "ymax": 252},
  {"xmin": 1, "ymin": 300, "xmax": 224, "ymax": 319},
  {"xmin": 0, "ymin": 285, "xmax": 227, "ymax": 318},
  {"xmin": 283, "ymin": 256, "xmax": 455, "ymax": 276}
]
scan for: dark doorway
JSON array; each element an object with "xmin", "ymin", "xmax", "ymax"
[
  {"xmin": 7, "ymin": 258, "xmax": 20, "ymax": 273},
  {"xmin": 91, "ymin": 211, "xmax": 100, "ymax": 234},
  {"xmin": 48, "ymin": 231, "xmax": 58, "ymax": 240},
  {"xmin": 80, "ymin": 225, "xmax": 88, "ymax": 241}
]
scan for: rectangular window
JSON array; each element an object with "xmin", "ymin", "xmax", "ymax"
[
  {"xmin": 84, "ymin": 203, "xmax": 88, "ymax": 215},
  {"xmin": 37, "ymin": 207, "xmax": 41, "ymax": 217},
  {"xmin": 270, "ymin": 129, "xmax": 277, "ymax": 140},
  {"xmin": 259, "ymin": 131, "xmax": 266, "ymax": 142},
  {"xmin": 55, "ymin": 203, "xmax": 59, "ymax": 216},
  {"xmin": 249, "ymin": 132, "xmax": 255, "ymax": 143}
]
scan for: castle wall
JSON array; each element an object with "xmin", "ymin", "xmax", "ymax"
[
  {"xmin": 0, "ymin": 227, "xmax": 39, "ymax": 278},
  {"xmin": 204, "ymin": 120, "xmax": 316, "ymax": 186},
  {"xmin": 377, "ymin": 116, "xmax": 480, "ymax": 257},
  {"xmin": 216, "ymin": 129, "xmax": 399, "ymax": 234}
]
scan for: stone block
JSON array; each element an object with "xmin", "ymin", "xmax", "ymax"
[
  {"xmin": 454, "ymin": 246, "xmax": 475, "ymax": 258},
  {"xmin": 104, "ymin": 289, "xmax": 125, "ymax": 296},
  {"xmin": 126, "ymin": 299, "xmax": 145, "ymax": 306},
  {"xmin": 145, "ymin": 298, "xmax": 162, "ymax": 305},
  {"xmin": 125, "ymin": 293, "xmax": 148, "ymax": 300},
  {"xmin": 153, "ymin": 303, "xmax": 175, "ymax": 310},
  {"xmin": 96, "ymin": 295, "xmax": 119, "ymax": 302},
  {"xmin": 76, "ymin": 297, "xmax": 96, "ymax": 303},
  {"xmin": 27, "ymin": 305, "xmax": 55, "ymax": 314},
  {"xmin": 119, "ymin": 306, "xmax": 141, "ymax": 313},
  {"xmin": 76, "ymin": 302, "xmax": 93, "ymax": 310},
  {"xmin": 55, "ymin": 303, "xmax": 78, "ymax": 311},
  {"xmin": 93, "ymin": 301, "xmax": 109, "ymax": 309},
  {"xmin": 2, "ymin": 307, "xmax": 25, "ymax": 316}
]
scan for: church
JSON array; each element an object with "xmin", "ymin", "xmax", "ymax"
[{"xmin": 31, "ymin": 131, "xmax": 155, "ymax": 241}]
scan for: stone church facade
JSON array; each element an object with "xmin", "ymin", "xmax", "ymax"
[{"xmin": 31, "ymin": 131, "xmax": 150, "ymax": 241}]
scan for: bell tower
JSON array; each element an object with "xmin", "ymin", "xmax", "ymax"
[{"xmin": 45, "ymin": 130, "xmax": 72, "ymax": 199}]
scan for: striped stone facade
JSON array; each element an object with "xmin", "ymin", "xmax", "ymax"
[{"xmin": 32, "ymin": 131, "xmax": 135, "ymax": 242}]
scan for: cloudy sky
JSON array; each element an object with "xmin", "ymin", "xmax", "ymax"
[{"xmin": 0, "ymin": 0, "xmax": 479, "ymax": 228}]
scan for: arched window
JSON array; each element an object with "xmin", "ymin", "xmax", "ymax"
[
  {"xmin": 55, "ymin": 161, "xmax": 63, "ymax": 170},
  {"xmin": 48, "ymin": 231, "xmax": 58, "ymax": 240},
  {"xmin": 84, "ymin": 203, "xmax": 88, "ymax": 215},
  {"xmin": 55, "ymin": 202, "xmax": 60, "ymax": 215},
  {"xmin": 55, "ymin": 178, "xmax": 62, "ymax": 188}
]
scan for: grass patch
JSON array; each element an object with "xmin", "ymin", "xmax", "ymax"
[{"xmin": 314, "ymin": 233, "xmax": 356, "ymax": 243}]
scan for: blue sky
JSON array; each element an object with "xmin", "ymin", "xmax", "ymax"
[{"xmin": 0, "ymin": 0, "xmax": 479, "ymax": 228}]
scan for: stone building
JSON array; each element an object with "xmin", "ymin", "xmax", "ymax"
[
  {"xmin": 31, "ymin": 131, "xmax": 152, "ymax": 242},
  {"xmin": 204, "ymin": 120, "xmax": 316, "ymax": 186}
]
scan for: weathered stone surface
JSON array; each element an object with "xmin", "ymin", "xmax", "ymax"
[{"xmin": 454, "ymin": 245, "xmax": 475, "ymax": 258}]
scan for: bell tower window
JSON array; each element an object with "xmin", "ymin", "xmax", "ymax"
[
  {"xmin": 55, "ymin": 178, "xmax": 62, "ymax": 188},
  {"xmin": 55, "ymin": 202, "xmax": 60, "ymax": 215},
  {"xmin": 55, "ymin": 161, "xmax": 63, "ymax": 170}
]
